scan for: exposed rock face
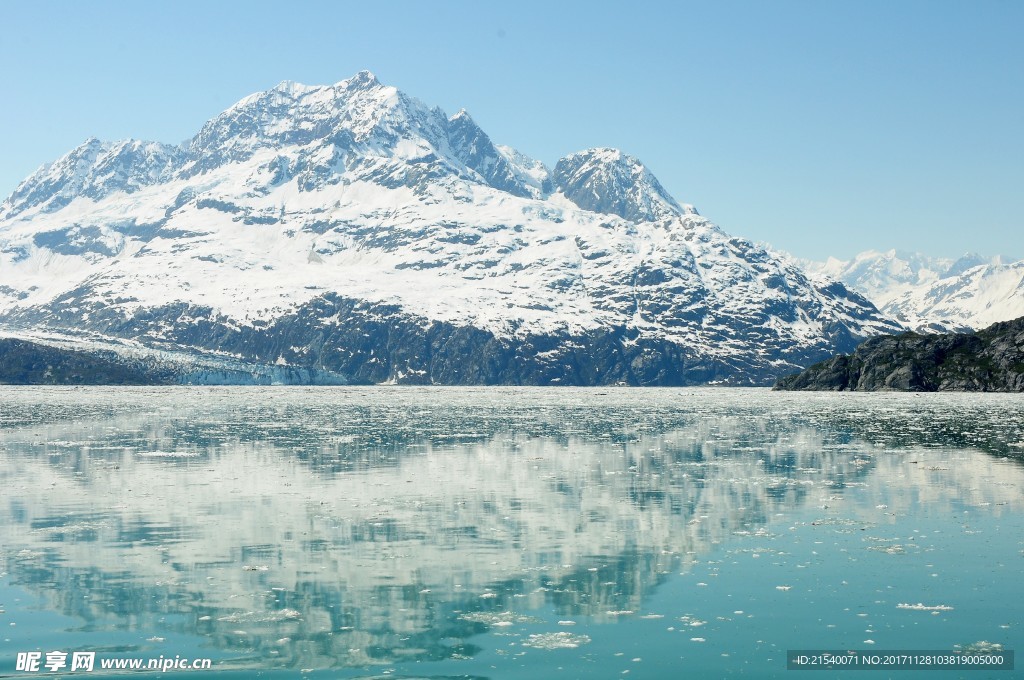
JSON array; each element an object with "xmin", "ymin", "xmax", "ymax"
[{"xmin": 774, "ymin": 316, "xmax": 1024, "ymax": 391}]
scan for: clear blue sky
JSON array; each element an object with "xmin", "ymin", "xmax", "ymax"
[{"xmin": 2, "ymin": 0, "xmax": 1021, "ymax": 261}]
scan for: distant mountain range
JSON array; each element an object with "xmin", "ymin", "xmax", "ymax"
[
  {"xmin": 801, "ymin": 249, "xmax": 1024, "ymax": 333},
  {"xmin": 0, "ymin": 71, "xmax": 924, "ymax": 385}
]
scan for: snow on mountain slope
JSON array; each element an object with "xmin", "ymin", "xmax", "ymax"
[
  {"xmin": 0, "ymin": 71, "xmax": 900, "ymax": 385},
  {"xmin": 805, "ymin": 250, "xmax": 1023, "ymax": 332}
]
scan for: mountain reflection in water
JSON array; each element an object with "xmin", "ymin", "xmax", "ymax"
[{"xmin": 1, "ymin": 387, "xmax": 1021, "ymax": 672}]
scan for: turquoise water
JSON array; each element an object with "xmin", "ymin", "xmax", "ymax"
[{"xmin": 0, "ymin": 387, "xmax": 1021, "ymax": 678}]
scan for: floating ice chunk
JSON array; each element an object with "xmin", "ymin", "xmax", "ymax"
[
  {"xmin": 216, "ymin": 609, "xmax": 301, "ymax": 623},
  {"xmin": 896, "ymin": 603, "xmax": 953, "ymax": 611},
  {"xmin": 961, "ymin": 641, "xmax": 1003, "ymax": 653},
  {"xmin": 868, "ymin": 544, "xmax": 906, "ymax": 554},
  {"xmin": 521, "ymin": 632, "xmax": 591, "ymax": 649},
  {"xmin": 137, "ymin": 450, "xmax": 199, "ymax": 458},
  {"xmin": 459, "ymin": 611, "xmax": 542, "ymax": 626}
]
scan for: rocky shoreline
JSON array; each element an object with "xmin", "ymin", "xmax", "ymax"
[{"xmin": 774, "ymin": 316, "xmax": 1024, "ymax": 391}]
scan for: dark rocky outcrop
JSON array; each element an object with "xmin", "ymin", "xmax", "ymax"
[{"xmin": 774, "ymin": 316, "xmax": 1024, "ymax": 391}]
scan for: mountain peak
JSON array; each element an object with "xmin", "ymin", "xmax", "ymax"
[
  {"xmin": 272, "ymin": 80, "xmax": 315, "ymax": 97},
  {"xmin": 571, "ymin": 147, "xmax": 625, "ymax": 163},
  {"xmin": 945, "ymin": 252, "xmax": 991, "ymax": 277},
  {"xmin": 343, "ymin": 70, "xmax": 381, "ymax": 90},
  {"xmin": 444, "ymin": 106, "xmax": 542, "ymax": 198},
  {"xmin": 552, "ymin": 147, "xmax": 693, "ymax": 222}
]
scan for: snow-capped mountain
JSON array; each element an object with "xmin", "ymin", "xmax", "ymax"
[
  {"xmin": 0, "ymin": 71, "xmax": 901, "ymax": 385},
  {"xmin": 805, "ymin": 250, "xmax": 1024, "ymax": 332}
]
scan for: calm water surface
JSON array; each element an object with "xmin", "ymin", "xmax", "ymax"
[{"xmin": 0, "ymin": 387, "xmax": 1022, "ymax": 678}]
